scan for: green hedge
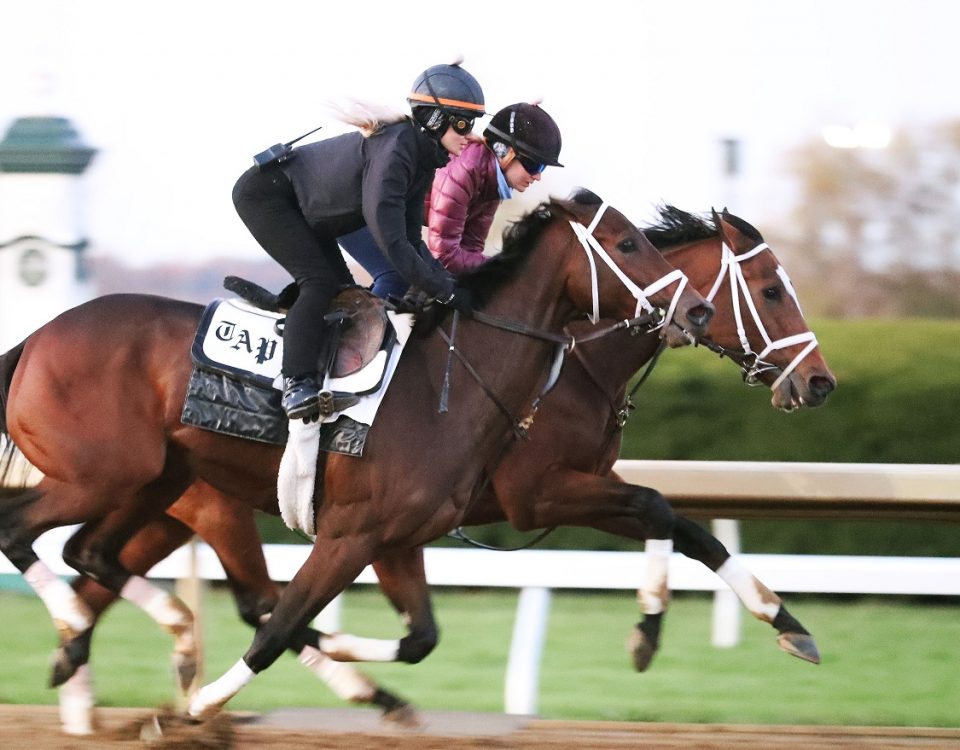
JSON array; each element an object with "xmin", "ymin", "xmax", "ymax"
[{"xmin": 259, "ymin": 318, "xmax": 960, "ymax": 557}]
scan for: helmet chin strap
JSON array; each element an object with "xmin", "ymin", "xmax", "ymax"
[
  {"xmin": 705, "ymin": 241, "xmax": 819, "ymax": 392},
  {"xmin": 570, "ymin": 202, "xmax": 689, "ymax": 334}
]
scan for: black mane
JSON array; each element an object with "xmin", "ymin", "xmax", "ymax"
[
  {"xmin": 641, "ymin": 205, "xmax": 763, "ymax": 249},
  {"xmin": 456, "ymin": 202, "xmax": 556, "ymax": 306},
  {"xmin": 457, "ymin": 188, "xmax": 609, "ymax": 304},
  {"xmin": 641, "ymin": 205, "xmax": 717, "ymax": 249}
]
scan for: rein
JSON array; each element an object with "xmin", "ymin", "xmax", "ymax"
[
  {"xmin": 437, "ymin": 203, "xmax": 674, "ymax": 552},
  {"xmin": 446, "ymin": 524, "xmax": 556, "ymax": 551},
  {"xmin": 437, "ymin": 310, "xmax": 660, "ymax": 438}
]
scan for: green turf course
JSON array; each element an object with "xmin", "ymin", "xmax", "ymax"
[{"xmin": 0, "ymin": 587, "xmax": 955, "ymax": 726}]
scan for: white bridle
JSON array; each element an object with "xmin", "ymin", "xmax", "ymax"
[
  {"xmin": 569, "ymin": 202, "xmax": 690, "ymax": 335},
  {"xmin": 704, "ymin": 241, "xmax": 819, "ymax": 392}
]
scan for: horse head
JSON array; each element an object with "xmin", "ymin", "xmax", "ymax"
[
  {"xmin": 545, "ymin": 190, "xmax": 714, "ymax": 347},
  {"xmin": 687, "ymin": 208, "xmax": 836, "ymax": 410}
]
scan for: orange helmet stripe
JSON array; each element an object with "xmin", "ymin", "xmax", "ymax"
[{"xmin": 408, "ymin": 92, "xmax": 486, "ymax": 113}]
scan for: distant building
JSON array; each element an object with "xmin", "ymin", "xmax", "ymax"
[{"xmin": 0, "ymin": 116, "xmax": 96, "ymax": 350}]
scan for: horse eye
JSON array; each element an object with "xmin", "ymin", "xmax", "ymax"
[
  {"xmin": 762, "ymin": 286, "xmax": 781, "ymax": 301},
  {"xmin": 618, "ymin": 238, "xmax": 637, "ymax": 253}
]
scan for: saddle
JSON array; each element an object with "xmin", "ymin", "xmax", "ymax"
[
  {"xmin": 223, "ymin": 275, "xmax": 392, "ymax": 381},
  {"xmin": 181, "ymin": 279, "xmax": 398, "ymax": 451}
]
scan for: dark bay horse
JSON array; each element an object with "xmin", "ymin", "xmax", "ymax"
[
  {"xmin": 47, "ymin": 206, "xmax": 832, "ymax": 731},
  {"xmin": 459, "ymin": 206, "xmax": 837, "ymax": 668},
  {"xmin": 263, "ymin": 205, "xmax": 836, "ymax": 675},
  {"xmin": 0, "ymin": 194, "xmax": 713, "ymax": 718}
]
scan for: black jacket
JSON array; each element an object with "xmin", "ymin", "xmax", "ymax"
[{"xmin": 282, "ymin": 119, "xmax": 455, "ymax": 298}]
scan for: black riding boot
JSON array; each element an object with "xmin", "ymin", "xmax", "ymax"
[{"xmin": 281, "ymin": 375, "xmax": 321, "ymax": 420}]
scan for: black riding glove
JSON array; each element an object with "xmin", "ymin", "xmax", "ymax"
[
  {"xmin": 439, "ymin": 285, "xmax": 474, "ymax": 314},
  {"xmin": 390, "ymin": 289, "xmax": 437, "ymax": 315}
]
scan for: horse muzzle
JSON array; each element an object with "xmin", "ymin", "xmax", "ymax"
[{"xmin": 663, "ymin": 300, "xmax": 715, "ymax": 348}]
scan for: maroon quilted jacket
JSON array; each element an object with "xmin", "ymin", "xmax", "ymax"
[{"xmin": 424, "ymin": 141, "xmax": 501, "ymax": 274}]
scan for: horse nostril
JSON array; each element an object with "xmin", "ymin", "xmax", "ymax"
[
  {"xmin": 810, "ymin": 375, "xmax": 835, "ymax": 398},
  {"xmin": 687, "ymin": 303, "xmax": 714, "ymax": 329}
]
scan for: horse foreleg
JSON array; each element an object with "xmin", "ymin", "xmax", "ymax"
[
  {"xmin": 318, "ymin": 547, "xmax": 438, "ymax": 668},
  {"xmin": 177, "ymin": 486, "xmax": 416, "ymax": 721},
  {"xmin": 493, "ymin": 468, "xmax": 675, "ymax": 673},
  {"xmin": 188, "ymin": 534, "xmax": 372, "ymax": 719},
  {"xmin": 673, "ymin": 515, "xmax": 820, "ymax": 664}
]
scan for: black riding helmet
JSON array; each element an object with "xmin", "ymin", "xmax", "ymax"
[
  {"xmin": 484, "ymin": 103, "xmax": 563, "ymax": 168},
  {"xmin": 408, "ymin": 62, "xmax": 486, "ymax": 137}
]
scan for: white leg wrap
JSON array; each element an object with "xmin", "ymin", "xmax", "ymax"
[
  {"xmin": 121, "ymin": 575, "xmax": 194, "ymax": 637},
  {"xmin": 639, "ymin": 539, "xmax": 673, "ymax": 615},
  {"xmin": 298, "ymin": 645, "xmax": 376, "ymax": 702},
  {"xmin": 716, "ymin": 558, "xmax": 781, "ymax": 621},
  {"xmin": 319, "ymin": 633, "xmax": 400, "ymax": 662},
  {"xmin": 59, "ymin": 664, "xmax": 95, "ymax": 736},
  {"xmin": 24, "ymin": 561, "xmax": 93, "ymax": 633},
  {"xmin": 120, "ymin": 576, "xmax": 184, "ymax": 626},
  {"xmin": 188, "ymin": 659, "xmax": 254, "ymax": 718}
]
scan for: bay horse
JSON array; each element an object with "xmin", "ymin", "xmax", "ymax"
[
  {"xmin": 240, "ymin": 205, "xmax": 835, "ymax": 677},
  {"xmin": 0, "ymin": 194, "xmax": 714, "ymax": 718},
  {"xmin": 46, "ymin": 205, "xmax": 832, "ymax": 731}
]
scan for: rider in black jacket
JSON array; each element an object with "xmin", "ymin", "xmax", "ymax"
[{"xmin": 232, "ymin": 62, "xmax": 485, "ymax": 421}]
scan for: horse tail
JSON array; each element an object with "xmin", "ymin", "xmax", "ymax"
[{"xmin": 0, "ymin": 339, "xmax": 26, "ymax": 485}]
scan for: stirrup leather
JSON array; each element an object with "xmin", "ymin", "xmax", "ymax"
[{"xmin": 317, "ymin": 390, "xmax": 360, "ymax": 417}]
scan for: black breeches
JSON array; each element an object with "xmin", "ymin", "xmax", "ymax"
[{"xmin": 232, "ymin": 166, "xmax": 354, "ymax": 376}]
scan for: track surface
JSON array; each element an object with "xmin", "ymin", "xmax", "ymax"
[{"xmin": 1, "ymin": 705, "xmax": 959, "ymax": 749}]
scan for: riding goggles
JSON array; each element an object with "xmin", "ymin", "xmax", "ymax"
[
  {"xmin": 448, "ymin": 114, "xmax": 475, "ymax": 135},
  {"xmin": 517, "ymin": 154, "xmax": 546, "ymax": 175}
]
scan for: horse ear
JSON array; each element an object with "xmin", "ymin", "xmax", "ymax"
[
  {"xmin": 711, "ymin": 207, "xmax": 734, "ymax": 248},
  {"xmin": 550, "ymin": 197, "xmax": 580, "ymax": 222}
]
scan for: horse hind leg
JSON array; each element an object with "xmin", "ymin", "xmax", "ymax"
[
  {"xmin": 59, "ymin": 515, "xmax": 199, "ymax": 692},
  {"xmin": 296, "ymin": 644, "xmax": 419, "ymax": 726},
  {"xmin": 221, "ymin": 548, "xmax": 418, "ymax": 726},
  {"xmin": 189, "ymin": 534, "xmax": 374, "ymax": 719},
  {"xmin": 0, "ymin": 488, "xmax": 98, "ymax": 680},
  {"xmin": 674, "ymin": 516, "xmax": 820, "ymax": 664},
  {"xmin": 288, "ymin": 548, "xmax": 439, "ymax": 674}
]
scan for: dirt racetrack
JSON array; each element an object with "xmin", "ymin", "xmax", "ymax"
[{"xmin": 1, "ymin": 705, "xmax": 959, "ymax": 749}]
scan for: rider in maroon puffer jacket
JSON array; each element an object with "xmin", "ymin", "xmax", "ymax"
[
  {"xmin": 424, "ymin": 102, "xmax": 564, "ymax": 274},
  {"xmin": 424, "ymin": 142, "xmax": 500, "ymax": 273}
]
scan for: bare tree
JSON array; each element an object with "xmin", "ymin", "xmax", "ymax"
[{"xmin": 777, "ymin": 121, "xmax": 960, "ymax": 317}]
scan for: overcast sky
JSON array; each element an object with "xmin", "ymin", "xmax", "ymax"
[{"xmin": 1, "ymin": 0, "xmax": 957, "ymax": 267}]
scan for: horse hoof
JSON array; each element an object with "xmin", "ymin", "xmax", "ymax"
[
  {"xmin": 173, "ymin": 652, "xmax": 199, "ymax": 693},
  {"xmin": 777, "ymin": 632, "xmax": 821, "ymax": 664},
  {"xmin": 49, "ymin": 628, "xmax": 93, "ymax": 688},
  {"xmin": 145, "ymin": 708, "xmax": 234, "ymax": 746},
  {"xmin": 139, "ymin": 713, "xmax": 164, "ymax": 742},
  {"xmin": 49, "ymin": 648, "xmax": 80, "ymax": 688},
  {"xmin": 381, "ymin": 702, "xmax": 423, "ymax": 729},
  {"xmin": 627, "ymin": 626, "xmax": 657, "ymax": 672}
]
